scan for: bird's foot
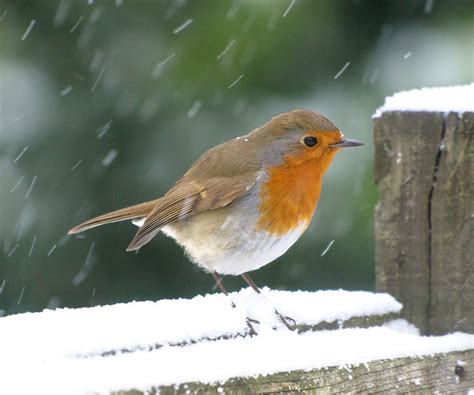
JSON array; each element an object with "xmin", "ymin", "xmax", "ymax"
[
  {"xmin": 275, "ymin": 310, "xmax": 297, "ymax": 331},
  {"xmin": 246, "ymin": 317, "xmax": 260, "ymax": 336}
]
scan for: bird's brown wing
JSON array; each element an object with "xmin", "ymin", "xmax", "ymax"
[
  {"xmin": 126, "ymin": 173, "xmax": 256, "ymax": 251},
  {"xmin": 69, "ymin": 134, "xmax": 261, "ymax": 248}
]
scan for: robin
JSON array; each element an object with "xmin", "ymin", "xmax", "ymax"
[{"xmin": 69, "ymin": 110, "xmax": 362, "ymax": 328}]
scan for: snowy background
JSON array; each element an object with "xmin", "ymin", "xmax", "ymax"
[{"xmin": 1, "ymin": 1, "xmax": 473, "ymax": 315}]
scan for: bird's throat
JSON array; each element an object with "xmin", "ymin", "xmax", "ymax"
[{"xmin": 256, "ymin": 150, "xmax": 338, "ymax": 236}]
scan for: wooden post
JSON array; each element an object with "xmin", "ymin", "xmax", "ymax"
[{"xmin": 374, "ymin": 111, "xmax": 474, "ymax": 335}]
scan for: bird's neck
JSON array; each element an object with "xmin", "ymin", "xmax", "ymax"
[{"xmin": 257, "ymin": 151, "xmax": 337, "ymax": 236}]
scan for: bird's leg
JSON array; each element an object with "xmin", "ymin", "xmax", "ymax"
[
  {"xmin": 241, "ymin": 272, "xmax": 260, "ymax": 293},
  {"xmin": 212, "ymin": 271, "xmax": 258, "ymax": 335},
  {"xmin": 212, "ymin": 271, "xmax": 235, "ymax": 307},
  {"xmin": 241, "ymin": 273, "xmax": 297, "ymax": 331}
]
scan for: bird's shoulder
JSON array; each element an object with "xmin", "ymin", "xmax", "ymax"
[{"xmin": 182, "ymin": 135, "xmax": 262, "ymax": 180}]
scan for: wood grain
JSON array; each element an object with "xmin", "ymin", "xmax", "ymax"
[
  {"xmin": 374, "ymin": 111, "xmax": 474, "ymax": 335},
  {"xmin": 115, "ymin": 349, "xmax": 474, "ymax": 394}
]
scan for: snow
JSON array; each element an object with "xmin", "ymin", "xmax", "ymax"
[
  {"xmin": 282, "ymin": 0, "xmax": 295, "ymax": 18},
  {"xmin": 216, "ymin": 40, "xmax": 236, "ymax": 61},
  {"xmin": 373, "ymin": 83, "xmax": 474, "ymax": 118},
  {"xmin": 21, "ymin": 19, "xmax": 36, "ymax": 41},
  {"xmin": 13, "ymin": 146, "xmax": 28, "ymax": 162},
  {"xmin": 0, "ymin": 288, "xmax": 473, "ymax": 394},
  {"xmin": 172, "ymin": 18, "xmax": 193, "ymax": 34},
  {"xmin": 228, "ymin": 73, "xmax": 244, "ymax": 89},
  {"xmin": 334, "ymin": 61, "xmax": 351, "ymax": 79}
]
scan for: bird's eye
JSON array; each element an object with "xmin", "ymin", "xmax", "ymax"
[{"xmin": 303, "ymin": 136, "xmax": 318, "ymax": 147}]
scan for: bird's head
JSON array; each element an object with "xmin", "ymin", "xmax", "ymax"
[{"xmin": 251, "ymin": 109, "xmax": 363, "ymax": 167}]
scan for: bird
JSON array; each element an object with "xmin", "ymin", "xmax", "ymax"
[{"xmin": 69, "ymin": 110, "xmax": 362, "ymax": 327}]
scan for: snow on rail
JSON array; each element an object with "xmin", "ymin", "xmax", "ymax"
[
  {"xmin": 373, "ymin": 83, "xmax": 474, "ymax": 118},
  {"xmin": 0, "ymin": 288, "xmax": 473, "ymax": 394}
]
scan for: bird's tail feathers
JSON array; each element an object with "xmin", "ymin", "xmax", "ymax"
[{"xmin": 68, "ymin": 199, "xmax": 159, "ymax": 235}]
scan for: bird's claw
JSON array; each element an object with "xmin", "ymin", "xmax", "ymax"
[
  {"xmin": 276, "ymin": 311, "xmax": 297, "ymax": 331},
  {"xmin": 246, "ymin": 317, "xmax": 260, "ymax": 336}
]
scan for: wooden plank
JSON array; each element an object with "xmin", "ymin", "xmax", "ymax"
[
  {"xmin": 430, "ymin": 112, "xmax": 474, "ymax": 335},
  {"xmin": 373, "ymin": 111, "xmax": 444, "ymax": 333},
  {"xmin": 115, "ymin": 349, "xmax": 474, "ymax": 394}
]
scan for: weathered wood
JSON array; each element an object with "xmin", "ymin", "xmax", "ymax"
[
  {"xmin": 430, "ymin": 112, "xmax": 474, "ymax": 335},
  {"xmin": 114, "ymin": 348, "xmax": 474, "ymax": 394},
  {"xmin": 374, "ymin": 111, "xmax": 444, "ymax": 333},
  {"xmin": 374, "ymin": 111, "xmax": 474, "ymax": 335}
]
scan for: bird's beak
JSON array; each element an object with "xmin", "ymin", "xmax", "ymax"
[{"xmin": 330, "ymin": 138, "xmax": 364, "ymax": 149}]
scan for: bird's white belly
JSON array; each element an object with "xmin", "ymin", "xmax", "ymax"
[
  {"xmin": 208, "ymin": 223, "xmax": 307, "ymax": 275},
  {"xmin": 161, "ymin": 213, "xmax": 307, "ymax": 276}
]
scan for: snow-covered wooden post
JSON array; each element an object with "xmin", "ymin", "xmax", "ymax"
[{"xmin": 373, "ymin": 85, "xmax": 474, "ymax": 335}]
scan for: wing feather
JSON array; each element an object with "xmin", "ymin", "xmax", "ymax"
[{"xmin": 126, "ymin": 174, "xmax": 256, "ymax": 251}]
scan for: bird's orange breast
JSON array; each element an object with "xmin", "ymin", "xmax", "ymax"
[{"xmin": 256, "ymin": 149, "xmax": 338, "ymax": 236}]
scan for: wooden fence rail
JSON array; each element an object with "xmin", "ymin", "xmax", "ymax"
[{"xmin": 119, "ymin": 349, "xmax": 474, "ymax": 394}]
